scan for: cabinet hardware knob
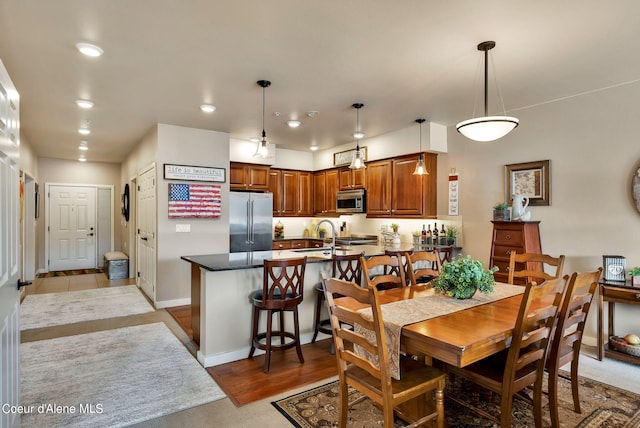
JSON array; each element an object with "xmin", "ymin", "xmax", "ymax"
[
  {"xmin": 506, "ymin": 267, "xmax": 510, "ymax": 271},
  {"xmin": 505, "ymin": 250, "xmax": 510, "ymax": 255},
  {"xmin": 636, "ymin": 293, "xmax": 640, "ymax": 300},
  {"xmin": 505, "ymin": 234, "xmax": 511, "ymax": 240}
]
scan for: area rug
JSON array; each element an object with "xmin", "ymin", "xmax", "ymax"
[
  {"xmin": 20, "ymin": 322, "xmax": 226, "ymax": 427},
  {"xmin": 272, "ymin": 373, "xmax": 640, "ymax": 427},
  {"xmin": 20, "ymin": 285, "xmax": 155, "ymax": 330},
  {"xmin": 37, "ymin": 268, "xmax": 104, "ymax": 277}
]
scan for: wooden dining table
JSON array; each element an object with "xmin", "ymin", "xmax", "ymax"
[{"xmin": 338, "ymin": 283, "xmax": 525, "ymax": 368}]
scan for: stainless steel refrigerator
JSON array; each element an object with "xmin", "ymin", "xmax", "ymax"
[{"xmin": 230, "ymin": 192, "xmax": 273, "ymax": 253}]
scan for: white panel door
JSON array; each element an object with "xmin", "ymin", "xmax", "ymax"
[
  {"xmin": 0, "ymin": 59, "xmax": 21, "ymax": 428},
  {"xmin": 48, "ymin": 185, "xmax": 97, "ymax": 271},
  {"xmin": 137, "ymin": 165, "xmax": 156, "ymax": 302}
]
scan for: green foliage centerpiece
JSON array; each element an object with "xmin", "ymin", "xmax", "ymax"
[{"xmin": 433, "ymin": 255, "xmax": 498, "ymax": 299}]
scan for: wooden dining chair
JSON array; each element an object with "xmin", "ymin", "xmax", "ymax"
[
  {"xmin": 384, "ymin": 248, "xmax": 413, "ymax": 278},
  {"xmin": 445, "ymin": 276, "xmax": 568, "ymax": 428},
  {"xmin": 546, "ymin": 268, "xmax": 601, "ymax": 428},
  {"xmin": 361, "ymin": 254, "xmax": 407, "ymax": 290},
  {"xmin": 507, "ymin": 251, "xmax": 565, "ymax": 285},
  {"xmin": 311, "ymin": 252, "xmax": 363, "ymax": 344},
  {"xmin": 406, "ymin": 250, "xmax": 442, "ymax": 286},
  {"xmin": 248, "ymin": 257, "xmax": 307, "ymax": 373},
  {"xmin": 321, "ymin": 274, "xmax": 446, "ymax": 428}
]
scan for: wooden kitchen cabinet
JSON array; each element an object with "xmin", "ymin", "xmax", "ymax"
[
  {"xmin": 272, "ymin": 239, "xmax": 324, "ymax": 250},
  {"xmin": 338, "ymin": 167, "xmax": 366, "ymax": 190},
  {"xmin": 270, "ymin": 169, "xmax": 313, "ymax": 217},
  {"xmin": 366, "ymin": 153, "xmax": 437, "ymax": 218},
  {"xmin": 489, "ymin": 221, "xmax": 542, "ymax": 284},
  {"xmin": 230, "ymin": 162, "xmax": 270, "ymax": 191},
  {"xmin": 268, "ymin": 169, "xmax": 283, "ymax": 216},
  {"xmin": 314, "ymin": 169, "xmax": 339, "ymax": 215}
]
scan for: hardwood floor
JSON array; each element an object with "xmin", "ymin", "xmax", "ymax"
[{"xmin": 167, "ymin": 304, "xmax": 339, "ymax": 407}]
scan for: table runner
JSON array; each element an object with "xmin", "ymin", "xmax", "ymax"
[{"xmin": 356, "ymin": 282, "xmax": 524, "ymax": 379}]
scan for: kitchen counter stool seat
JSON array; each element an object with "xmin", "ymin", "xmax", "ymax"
[{"xmin": 248, "ymin": 257, "xmax": 307, "ymax": 373}]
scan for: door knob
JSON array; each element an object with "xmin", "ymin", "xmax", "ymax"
[
  {"xmin": 17, "ymin": 279, "xmax": 32, "ymax": 290},
  {"xmin": 87, "ymin": 232, "xmax": 94, "ymax": 236},
  {"xmin": 141, "ymin": 237, "xmax": 148, "ymax": 241}
]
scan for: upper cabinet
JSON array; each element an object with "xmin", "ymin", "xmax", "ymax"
[
  {"xmin": 270, "ymin": 169, "xmax": 313, "ymax": 217},
  {"xmin": 366, "ymin": 153, "xmax": 437, "ymax": 218},
  {"xmin": 338, "ymin": 167, "xmax": 366, "ymax": 190},
  {"xmin": 314, "ymin": 169, "xmax": 340, "ymax": 216},
  {"xmin": 230, "ymin": 162, "xmax": 270, "ymax": 191}
]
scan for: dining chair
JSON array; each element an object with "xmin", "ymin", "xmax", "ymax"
[
  {"xmin": 384, "ymin": 248, "xmax": 413, "ymax": 278},
  {"xmin": 546, "ymin": 268, "xmax": 601, "ymax": 428},
  {"xmin": 445, "ymin": 276, "xmax": 568, "ymax": 428},
  {"xmin": 406, "ymin": 250, "xmax": 442, "ymax": 286},
  {"xmin": 507, "ymin": 251, "xmax": 565, "ymax": 285},
  {"xmin": 311, "ymin": 252, "xmax": 363, "ymax": 345},
  {"xmin": 361, "ymin": 254, "xmax": 408, "ymax": 290},
  {"xmin": 248, "ymin": 257, "xmax": 307, "ymax": 373},
  {"xmin": 321, "ymin": 274, "xmax": 446, "ymax": 428}
]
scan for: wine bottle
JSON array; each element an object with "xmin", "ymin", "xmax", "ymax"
[
  {"xmin": 432, "ymin": 223, "xmax": 439, "ymax": 246},
  {"xmin": 421, "ymin": 224, "xmax": 426, "ymax": 244},
  {"xmin": 440, "ymin": 224, "xmax": 446, "ymax": 245},
  {"xmin": 426, "ymin": 224, "xmax": 432, "ymax": 245}
]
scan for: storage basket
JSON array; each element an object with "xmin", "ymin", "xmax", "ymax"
[
  {"xmin": 609, "ymin": 336, "xmax": 640, "ymax": 357},
  {"xmin": 104, "ymin": 251, "xmax": 129, "ymax": 280}
]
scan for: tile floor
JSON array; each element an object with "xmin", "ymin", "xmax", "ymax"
[{"xmin": 26, "ymin": 272, "xmax": 136, "ymax": 295}]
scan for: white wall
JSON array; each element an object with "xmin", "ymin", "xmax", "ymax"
[{"xmin": 441, "ymin": 81, "xmax": 640, "ymax": 342}]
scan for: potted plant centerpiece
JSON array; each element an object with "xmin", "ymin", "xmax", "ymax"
[
  {"xmin": 493, "ymin": 202, "xmax": 510, "ymax": 221},
  {"xmin": 630, "ymin": 267, "xmax": 640, "ymax": 286},
  {"xmin": 433, "ymin": 255, "xmax": 498, "ymax": 299}
]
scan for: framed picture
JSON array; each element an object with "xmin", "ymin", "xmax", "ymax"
[
  {"xmin": 333, "ymin": 146, "xmax": 367, "ymax": 166},
  {"xmin": 163, "ymin": 163, "xmax": 226, "ymax": 183},
  {"xmin": 505, "ymin": 160, "xmax": 550, "ymax": 206}
]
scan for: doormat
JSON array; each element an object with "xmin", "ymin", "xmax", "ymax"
[
  {"xmin": 38, "ymin": 268, "xmax": 104, "ymax": 278},
  {"xmin": 20, "ymin": 322, "xmax": 226, "ymax": 427},
  {"xmin": 272, "ymin": 373, "xmax": 640, "ymax": 427}
]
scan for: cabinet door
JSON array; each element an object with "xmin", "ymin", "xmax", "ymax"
[
  {"xmin": 229, "ymin": 163, "xmax": 248, "ymax": 190},
  {"xmin": 366, "ymin": 160, "xmax": 392, "ymax": 216},
  {"xmin": 268, "ymin": 169, "xmax": 283, "ymax": 216},
  {"xmin": 298, "ymin": 171, "xmax": 313, "ymax": 216},
  {"xmin": 313, "ymin": 171, "xmax": 327, "ymax": 215},
  {"xmin": 352, "ymin": 168, "xmax": 366, "ymax": 188},
  {"xmin": 339, "ymin": 168, "xmax": 352, "ymax": 190},
  {"xmin": 324, "ymin": 169, "xmax": 339, "ymax": 214},
  {"xmin": 392, "ymin": 155, "xmax": 424, "ymax": 216},
  {"xmin": 247, "ymin": 165, "xmax": 270, "ymax": 190},
  {"xmin": 281, "ymin": 170, "xmax": 299, "ymax": 216}
]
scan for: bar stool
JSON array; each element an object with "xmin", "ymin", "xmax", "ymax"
[
  {"xmin": 311, "ymin": 252, "xmax": 363, "ymax": 345},
  {"xmin": 248, "ymin": 257, "xmax": 307, "ymax": 373}
]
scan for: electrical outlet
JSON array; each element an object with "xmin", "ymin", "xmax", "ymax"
[{"xmin": 175, "ymin": 224, "xmax": 191, "ymax": 233}]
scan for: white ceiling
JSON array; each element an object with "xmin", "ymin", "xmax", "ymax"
[{"xmin": 1, "ymin": 1, "xmax": 639, "ymax": 163}]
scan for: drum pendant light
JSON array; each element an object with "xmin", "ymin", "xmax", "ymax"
[
  {"xmin": 413, "ymin": 118, "xmax": 428, "ymax": 175},
  {"xmin": 349, "ymin": 103, "xmax": 366, "ymax": 169},
  {"xmin": 254, "ymin": 80, "xmax": 272, "ymax": 158},
  {"xmin": 456, "ymin": 41, "xmax": 519, "ymax": 142}
]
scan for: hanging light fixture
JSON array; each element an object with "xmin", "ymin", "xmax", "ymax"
[
  {"xmin": 456, "ymin": 41, "xmax": 519, "ymax": 142},
  {"xmin": 413, "ymin": 118, "xmax": 428, "ymax": 175},
  {"xmin": 349, "ymin": 103, "xmax": 366, "ymax": 169},
  {"xmin": 254, "ymin": 80, "xmax": 272, "ymax": 158}
]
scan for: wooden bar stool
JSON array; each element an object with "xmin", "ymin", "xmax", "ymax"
[
  {"xmin": 311, "ymin": 252, "xmax": 363, "ymax": 345},
  {"xmin": 248, "ymin": 257, "xmax": 307, "ymax": 373}
]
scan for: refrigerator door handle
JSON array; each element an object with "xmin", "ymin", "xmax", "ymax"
[
  {"xmin": 246, "ymin": 200, "xmax": 251, "ymax": 244},
  {"xmin": 249, "ymin": 200, "xmax": 255, "ymax": 244}
]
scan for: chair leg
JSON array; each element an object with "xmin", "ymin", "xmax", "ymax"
[
  {"xmin": 435, "ymin": 378, "xmax": 445, "ymax": 428},
  {"xmin": 548, "ymin": 364, "xmax": 560, "ymax": 428},
  {"xmin": 248, "ymin": 305, "xmax": 259, "ymax": 358},
  {"xmin": 499, "ymin": 394, "xmax": 513, "ymax": 428},
  {"xmin": 338, "ymin": 380, "xmax": 349, "ymax": 428},
  {"xmin": 571, "ymin": 357, "xmax": 581, "ymax": 413},
  {"xmin": 263, "ymin": 309, "xmax": 274, "ymax": 373},
  {"xmin": 293, "ymin": 307, "xmax": 304, "ymax": 364},
  {"xmin": 533, "ymin": 378, "xmax": 544, "ymax": 428},
  {"xmin": 311, "ymin": 292, "xmax": 324, "ymax": 343},
  {"xmin": 279, "ymin": 310, "xmax": 285, "ymax": 345}
]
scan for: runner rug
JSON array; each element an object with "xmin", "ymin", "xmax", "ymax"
[
  {"xmin": 273, "ymin": 373, "xmax": 640, "ymax": 427},
  {"xmin": 20, "ymin": 322, "xmax": 226, "ymax": 427},
  {"xmin": 37, "ymin": 268, "xmax": 104, "ymax": 277},
  {"xmin": 20, "ymin": 285, "xmax": 155, "ymax": 330}
]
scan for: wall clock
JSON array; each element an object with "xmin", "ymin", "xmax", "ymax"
[
  {"xmin": 122, "ymin": 183, "xmax": 130, "ymax": 222},
  {"xmin": 633, "ymin": 166, "xmax": 640, "ymax": 213}
]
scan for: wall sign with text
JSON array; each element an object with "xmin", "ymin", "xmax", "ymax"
[{"xmin": 163, "ymin": 164, "xmax": 226, "ymax": 183}]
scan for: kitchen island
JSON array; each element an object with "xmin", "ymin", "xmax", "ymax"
[{"xmin": 181, "ymin": 244, "xmax": 419, "ymax": 367}]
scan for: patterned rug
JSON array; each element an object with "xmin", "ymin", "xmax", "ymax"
[
  {"xmin": 20, "ymin": 285, "xmax": 155, "ymax": 330},
  {"xmin": 273, "ymin": 373, "xmax": 640, "ymax": 427},
  {"xmin": 20, "ymin": 322, "xmax": 226, "ymax": 427},
  {"xmin": 38, "ymin": 268, "xmax": 104, "ymax": 277}
]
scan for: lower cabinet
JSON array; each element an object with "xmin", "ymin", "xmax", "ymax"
[
  {"xmin": 272, "ymin": 239, "xmax": 324, "ymax": 250},
  {"xmin": 489, "ymin": 221, "xmax": 542, "ymax": 284}
]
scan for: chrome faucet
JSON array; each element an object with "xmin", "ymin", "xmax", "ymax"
[{"xmin": 315, "ymin": 219, "xmax": 337, "ymax": 252}]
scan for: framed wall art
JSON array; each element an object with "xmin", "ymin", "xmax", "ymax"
[
  {"xmin": 333, "ymin": 146, "xmax": 367, "ymax": 166},
  {"xmin": 505, "ymin": 160, "xmax": 550, "ymax": 206},
  {"xmin": 164, "ymin": 163, "xmax": 226, "ymax": 183}
]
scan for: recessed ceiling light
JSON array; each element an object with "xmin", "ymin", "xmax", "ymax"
[
  {"xmin": 78, "ymin": 128, "xmax": 90, "ymax": 135},
  {"xmin": 79, "ymin": 141, "xmax": 88, "ymax": 151},
  {"xmin": 353, "ymin": 131, "xmax": 365, "ymax": 139},
  {"xmin": 287, "ymin": 120, "xmax": 301, "ymax": 128},
  {"xmin": 78, "ymin": 157, "xmax": 87, "ymax": 162},
  {"xmin": 75, "ymin": 99, "xmax": 94, "ymax": 109},
  {"xmin": 200, "ymin": 104, "xmax": 216, "ymax": 113},
  {"xmin": 310, "ymin": 145, "xmax": 318, "ymax": 151},
  {"xmin": 76, "ymin": 42, "xmax": 104, "ymax": 57},
  {"xmin": 79, "ymin": 145, "xmax": 88, "ymax": 151}
]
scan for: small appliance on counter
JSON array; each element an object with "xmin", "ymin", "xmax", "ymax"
[{"xmin": 230, "ymin": 192, "xmax": 273, "ymax": 253}]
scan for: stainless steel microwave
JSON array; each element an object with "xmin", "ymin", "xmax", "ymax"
[{"xmin": 336, "ymin": 189, "xmax": 366, "ymax": 213}]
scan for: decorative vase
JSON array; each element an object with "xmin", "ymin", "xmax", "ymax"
[{"xmin": 455, "ymin": 287, "xmax": 477, "ymax": 300}]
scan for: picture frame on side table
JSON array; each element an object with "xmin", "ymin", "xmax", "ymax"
[{"xmin": 505, "ymin": 160, "xmax": 550, "ymax": 206}]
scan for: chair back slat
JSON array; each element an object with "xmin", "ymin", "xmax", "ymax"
[
  {"xmin": 508, "ymin": 252, "xmax": 565, "ymax": 285},
  {"xmin": 332, "ymin": 252, "xmax": 364, "ymax": 285}
]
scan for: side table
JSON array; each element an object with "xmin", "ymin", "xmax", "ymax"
[{"xmin": 598, "ymin": 279, "xmax": 640, "ymax": 364}]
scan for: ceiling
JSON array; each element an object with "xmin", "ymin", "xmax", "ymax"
[{"xmin": 1, "ymin": 1, "xmax": 639, "ymax": 163}]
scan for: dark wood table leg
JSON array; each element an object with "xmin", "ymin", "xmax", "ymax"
[{"xmin": 191, "ymin": 263, "xmax": 201, "ymax": 346}]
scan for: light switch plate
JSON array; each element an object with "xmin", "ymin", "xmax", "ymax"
[{"xmin": 176, "ymin": 224, "xmax": 191, "ymax": 233}]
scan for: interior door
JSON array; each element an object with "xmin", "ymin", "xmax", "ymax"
[
  {"xmin": 48, "ymin": 185, "xmax": 97, "ymax": 271},
  {"xmin": 0, "ymin": 58, "xmax": 22, "ymax": 428},
  {"xmin": 137, "ymin": 165, "xmax": 156, "ymax": 302}
]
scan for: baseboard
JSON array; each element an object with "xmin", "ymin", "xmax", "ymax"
[{"xmin": 155, "ymin": 297, "xmax": 191, "ymax": 309}]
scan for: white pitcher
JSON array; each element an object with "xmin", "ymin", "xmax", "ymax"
[{"xmin": 512, "ymin": 195, "xmax": 529, "ymax": 220}]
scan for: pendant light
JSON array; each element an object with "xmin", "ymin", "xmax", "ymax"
[
  {"xmin": 349, "ymin": 103, "xmax": 366, "ymax": 169},
  {"xmin": 254, "ymin": 80, "xmax": 272, "ymax": 158},
  {"xmin": 413, "ymin": 118, "xmax": 428, "ymax": 175},
  {"xmin": 456, "ymin": 41, "xmax": 519, "ymax": 142}
]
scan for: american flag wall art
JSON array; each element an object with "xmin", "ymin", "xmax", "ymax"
[{"xmin": 168, "ymin": 183, "xmax": 221, "ymax": 218}]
